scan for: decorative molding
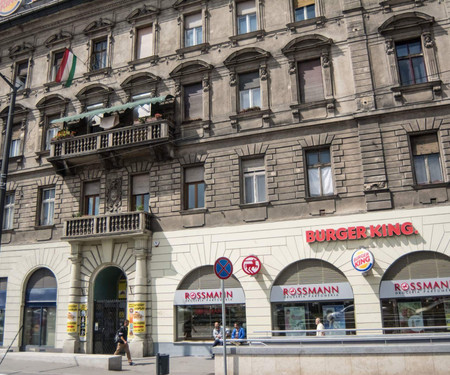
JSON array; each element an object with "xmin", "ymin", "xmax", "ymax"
[
  {"xmin": 44, "ymin": 31, "xmax": 73, "ymax": 48},
  {"xmin": 83, "ymin": 18, "xmax": 115, "ymax": 35},
  {"xmin": 106, "ymin": 178, "xmax": 122, "ymax": 213}
]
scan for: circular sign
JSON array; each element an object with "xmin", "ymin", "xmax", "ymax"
[
  {"xmin": 242, "ymin": 255, "xmax": 261, "ymax": 276},
  {"xmin": 351, "ymin": 248, "xmax": 374, "ymax": 273},
  {"xmin": 0, "ymin": 0, "xmax": 23, "ymax": 17},
  {"xmin": 214, "ymin": 257, "xmax": 233, "ymax": 280}
]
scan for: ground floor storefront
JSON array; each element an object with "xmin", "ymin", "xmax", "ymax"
[{"xmin": 0, "ymin": 206, "xmax": 449, "ymax": 356}]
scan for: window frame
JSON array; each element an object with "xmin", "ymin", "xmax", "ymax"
[
  {"xmin": 409, "ymin": 133, "xmax": 444, "ymax": 186},
  {"xmin": 39, "ymin": 187, "xmax": 56, "ymax": 227},
  {"xmin": 83, "ymin": 181, "xmax": 100, "ymax": 216},
  {"xmin": 3, "ymin": 192, "xmax": 15, "ymax": 230},
  {"xmin": 238, "ymin": 71, "xmax": 261, "ymax": 111},
  {"xmin": 395, "ymin": 38, "xmax": 427, "ymax": 86},
  {"xmin": 298, "ymin": 58, "xmax": 325, "ymax": 104},
  {"xmin": 242, "ymin": 157, "xmax": 266, "ymax": 204},
  {"xmin": 9, "ymin": 139, "xmax": 21, "ymax": 158},
  {"xmin": 183, "ymin": 81, "xmax": 204, "ymax": 121},
  {"xmin": 184, "ymin": 12, "xmax": 203, "ymax": 47},
  {"xmin": 230, "ymin": 0, "xmax": 264, "ymax": 41},
  {"xmin": 131, "ymin": 174, "xmax": 150, "ymax": 212},
  {"xmin": 49, "ymin": 50, "xmax": 65, "ymax": 82},
  {"xmin": 14, "ymin": 60, "xmax": 29, "ymax": 92},
  {"xmin": 90, "ymin": 37, "xmax": 108, "ymax": 71},
  {"xmin": 183, "ymin": 165, "xmax": 205, "ymax": 210},
  {"xmin": 305, "ymin": 147, "xmax": 334, "ymax": 198},
  {"xmin": 294, "ymin": 1, "xmax": 316, "ymax": 22}
]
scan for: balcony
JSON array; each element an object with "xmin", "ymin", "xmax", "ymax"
[
  {"xmin": 63, "ymin": 211, "xmax": 151, "ymax": 241},
  {"xmin": 48, "ymin": 120, "xmax": 174, "ymax": 175}
]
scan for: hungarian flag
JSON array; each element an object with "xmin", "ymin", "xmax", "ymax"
[{"xmin": 55, "ymin": 49, "xmax": 77, "ymax": 87}]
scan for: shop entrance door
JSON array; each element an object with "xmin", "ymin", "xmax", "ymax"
[{"xmin": 93, "ymin": 299, "xmax": 126, "ymax": 354}]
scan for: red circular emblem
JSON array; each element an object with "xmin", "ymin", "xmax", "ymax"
[
  {"xmin": 401, "ymin": 282, "xmax": 409, "ymax": 291},
  {"xmin": 242, "ymin": 255, "xmax": 261, "ymax": 276}
]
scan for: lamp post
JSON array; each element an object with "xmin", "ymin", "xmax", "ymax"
[{"xmin": 0, "ymin": 72, "xmax": 18, "ymax": 249}]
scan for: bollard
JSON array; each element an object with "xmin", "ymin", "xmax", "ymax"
[{"xmin": 156, "ymin": 353, "xmax": 170, "ymax": 375}]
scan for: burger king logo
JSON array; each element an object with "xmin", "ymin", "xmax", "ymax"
[
  {"xmin": 351, "ymin": 248, "xmax": 374, "ymax": 273},
  {"xmin": 0, "ymin": 0, "xmax": 23, "ymax": 17}
]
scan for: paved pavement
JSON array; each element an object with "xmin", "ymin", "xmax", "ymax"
[{"xmin": 0, "ymin": 353, "xmax": 215, "ymax": 375}]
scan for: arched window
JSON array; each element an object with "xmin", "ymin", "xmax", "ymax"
[
  {"xmin": 174, "ymin": 266, "xmax": 245, "ymax": 341},
  {"xmin": 380, "ymin": 251, "xmax": 450, "ymax": 333},
  {"xmin": 23, "ymin": 268, "xmax": 57, "ymax": 348},
  {"xmin": 270, "ymin": 259, "xmax": 354, "ymax": 335}
]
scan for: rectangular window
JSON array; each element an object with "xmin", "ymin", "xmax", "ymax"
[
  {"xmin": 294, "ymin": 0, "xmax": 316, "ymax": 22},
  {"xmin": 243, "ymin": 158, "xmax": 266, "ymax": 204},
  {"xmin": 239, "ymin": 71, "xmax": 261, "ymax": 111},
  {"xmin": 15, "ymin": 61, "xmax": 28, "ymax": 90},
  {"xmin": 185, "ymin": 13, "xmax": 202, "ymax": 47},
  {"xmin": 136, "ymin": 26, "xmax": 153, "ymax": 60},
  {"xmin": 396, "ymin": 39, "xmax": 427, "ymax": 86},
  {"xmin": 40, "ymin": 187, "xmax": 55, "ymax": 226},
  {"xmin": 184, "ymin": 83, "xmax": 203, "ymax": 120},
  {"xmin": 45, "ymin": 127, "xmax": 59, "ymax": 151},
  {"xmin": 9, "ymin": 139, "xmax": 20, "ymax": 157},
  {"xmin": 51, "ymin": 51, "xmax": 65, "ymax": 81},
  {"xmin": 411, "ymin": 133, "xmax": 443, "ymax": 185},
  {"xmin": 91, "ymin": 38, "xmax": 108, "ymax": 71},
  {"xmin": 299, "ymin": 59, "xmax": 324, "ymax": 103},
  {"xmin": 84, "ymin": 181, "xmax": 100, "ymax": 215},
  {"xmin": 0, "ymin": 278, "xmax": 6, "ymax": 346},
  {"xmin": 2, "ymin": 193, "xmax": 14, "ymax": 230},
  {"xmin": 184, "ymin": 166, "xmax": 205, "ymax": 210},
  {"xmin": 131, "ymin": 174, "xmax": 149, "ymax": 212},
  {"xmin": 237, "ymin": 1, "xmax": 257, "ymax": 35},
  {"xmin": 306, "ymin": 148, "xmax": 333, "ymax": 197}
]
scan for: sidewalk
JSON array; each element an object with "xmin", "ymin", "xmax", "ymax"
[{"xmin": 0, "ymin": 353, "xmax": 215, "ymax": 375}]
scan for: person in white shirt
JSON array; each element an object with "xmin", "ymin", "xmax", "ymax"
[
  {"xmin": 316, "ymin": 317, "xmax": 325, "ymax": 336},
  {"xmin": 211, "ymin": 321, "xmax": 223, "ymax": 358}
]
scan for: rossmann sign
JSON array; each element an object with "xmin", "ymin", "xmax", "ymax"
[
  {"xmin": 271, "ymin": 282, "xmax": 354, "ymax": 302},
  {"xmin": 174, "ymin": 288, "xmax": 245, "ymax": 305},
  {"xmin": 380, "ymin": 277, "xmax": 450, "ymax": 299},
  {"xmin": 306, "ymin": 222, "xmax": 418, "ymax": 243}
]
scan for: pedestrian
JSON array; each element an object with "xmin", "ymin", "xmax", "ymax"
[
  {"xmin": 231, "ymin": 322, "xmax": 246, "ymax": 345},
  {"xmin": 316, "ymin": 317, "xmax": 325, "ymax": 336},
  {"xmin": 114, "ymin": 319, "xmax": 134, "ymax": 365},
  {"xmin": 211, "ymin": 321, "xmax": 224, "ymax": 358}
]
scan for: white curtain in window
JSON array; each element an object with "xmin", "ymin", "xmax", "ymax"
[
  {"xmin": 133, "ymin": 174, "xmax": 149, "ymax": 194},
  {"xmin": 185, "ymin": 13, "xmax": 202, "ymax": 29},
  {"xmin": 308, "ymin": 168, "xmax": 320, "ymax": 196},
  {"xmin": 137, "ymin": 26, "xmax": 153, "ymax": 59},
  {"xmin": 321, "ymin": 166, "xmax": 333, "ymax": 195}
]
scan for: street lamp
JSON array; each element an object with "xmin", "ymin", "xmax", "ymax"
[{"xmin": 0, "ymin": 72, "xmax": 19, "ymax": 249}]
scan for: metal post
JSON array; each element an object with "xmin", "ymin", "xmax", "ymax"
[
  {"xmin": 221, "ymin": 279, "xmax": 227, "ymax": 375},
  {"xmin": 0, "ymin": 72, "xmax": 18, "ymax": 249}
]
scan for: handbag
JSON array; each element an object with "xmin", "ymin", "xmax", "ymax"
[{"xmin": 114, "ymin": 330, "xmax": 121, "ymax": 344}]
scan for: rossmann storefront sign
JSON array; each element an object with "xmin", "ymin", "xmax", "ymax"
[
  {"xmin": 174, "ymin": 288, "xmax": 245, "ymax": 305},
  {"xmin": 271, "ymin": 282, "xmax": 354, "ymax": 303},
  {"xmin": 380, "ymin": 277, "xmax": 450, "ymax": 299},
  {"xmin": 305, "ymin": 222, "xmax": 418, "ymax": 243}
]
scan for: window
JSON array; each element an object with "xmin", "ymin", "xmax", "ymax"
[
  {"xmin": 0, "ymin": 278, "xmax": 6, "ymax": 346},
  {"xmin": 91, "ymin": 38, "xmax": 107, "ymax": 71},
  {"xmin": 15, "ymin": 61, "xmax": 28, "ymax": 90},
  {"xmin": 299, "ymin": 59, "xmax": 324, "ymax": 103},
  {"xmin": 239, "ymin": 71, "xmax": 261, "ymax": 111},
  {"xmin": 45, "ymin": 127, "xmax": 59, "ymax": 151},
  {"xmin": 9, "ymin": 139, "xmax": 20, "ymax": 157},
  {"xmin": 136, "ymin": 26, "xmax": 153, "ymax": 60},
  {"xmin": 40, "ymin": 188, "xmax": 55, "ymax": 226},
  {"xmin": 184, "ymin": 166, "xmax": 205, "ymax": 210},
  {"xmin": 294, "ymin": 0, "xmax": 315, "ymax": 22},
  {"xmin": 131, "ymin": 174, "xmax": 149, "ymax": 212},
  {"xmin": 306, "ymin": 148, "xmax": 333, "ymax": 197},
  {"xmin": 2, "ymin": 193, "xmax": 14, "ymax": 230},
  {"xmin": 410, "ymin": 133, "xmax": 443, "ymax": 185},
  {"xmin": 184, "ymin": 82, "xmax": 203, "ymax": 121},
  {"xmin": 396, "ymin": 39, "xmax": 427, "ymax": 86},
  {"xmin": 243, "ymin": 158, "xmax": 266, "ymax": 204},
  {"xmin": 51, "ymin": 51, "xmax": 65, "ymax": 81},
  {"xmin": 237, "ymin": 1, "xmax": 257, "ymax": 35},
  {"xmin": 185, "ymin": 13, "xmax": 202, "ymax": 47},
  {"xmin": 84, "ymin": 181, "xmax": 100, "ymax": 215}
]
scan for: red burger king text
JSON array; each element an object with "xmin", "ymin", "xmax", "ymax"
[{"xmin": 306, "ymin": 222, "xmax": 417, "ymax": 243}]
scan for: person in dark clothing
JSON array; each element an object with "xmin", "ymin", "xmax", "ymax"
[{"xmin": 114, "ymin": 319, "xmax": 134, "ymax": 365}]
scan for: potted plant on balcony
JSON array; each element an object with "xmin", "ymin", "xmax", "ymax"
[
  {"xmin": 52, "ymin": 129, "xmax": 76, "ymax": 140},
  {"xmin": 138, "ymin": 113, "xmax": 163, "ymax": 124}
]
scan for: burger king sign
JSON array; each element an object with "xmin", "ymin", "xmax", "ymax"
[
  {"xmin": 0, "ymin": 0, "xmax": 23, "ymax": 17},
  {"xmin": 351, "ymin": 248, "xmax": 374, "ymax": 274}
]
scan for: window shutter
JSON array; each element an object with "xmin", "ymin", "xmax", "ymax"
[
  {"xmin": 185, "ymin": 166, "xmax": 204, "ymax": 183},
  {"xmin": 185, "ymin": 13, "xmax": 202, "ymax": 29},
  {"xmin": 411, "ymin": 134, "xmax": 439, "ymax": 155},
  {"xmin": 294, "ymin": 0, "xmax": 315, "ymax": 8},
  {"xmin": 237, "ymin": 0, "xmax": 256, "ymax": 16},
  {"xmin": 243, "ymin": 157, "xmax": 264, "ymax": 172},
  {"xmin": 239, "ymin": 71, "xmax": 260, "ymax": 90},
  {"xmin": 132, "ymin": 174, "xmax": 149, "ymax": 195},
  {"xmin": 84, "ymin": 181, "xmax": 100, "ymax": 195},
  {"xmin": 184, "ymin": 83, "xmax": 203, "ymax": 119},
  {"xmin": 136, "ymin": 26, "xmax": 153, "ymax": 59},
  {"xmin": 299, "ymin": 59, "xmax": 324, "ymax": 103}
]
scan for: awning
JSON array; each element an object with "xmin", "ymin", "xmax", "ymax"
[{"xmin": 51, "ymin": 95, "xmax": 170, "ymax": 124}]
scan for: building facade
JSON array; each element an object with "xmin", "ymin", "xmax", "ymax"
[{"xmin": 0, "ymin": 0, "xmax": 449, "ymax": 357}]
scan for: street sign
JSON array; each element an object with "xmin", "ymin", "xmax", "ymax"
[
  {"xmin": 214, "ymin": 257, "xmax": 233, "ymax": 280},
  {"xmin": 242, "ymin": 255, "xmax": 261, "ymax": 276}
]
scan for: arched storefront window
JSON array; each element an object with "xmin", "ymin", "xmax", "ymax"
[
  {"xmin": 380, "ymin": 251, "xmax": 450, "ymax": 333},
  {"xmin": 270, "ymin": 259, "xmax": 355, "ymax": 335},
  {"xmin": 23, "ymin": 268, "xmax": 57, "ymax": 348},
  {"xmin": 174, "ymin": 266, "xmax": 246, "ymax": 341}
]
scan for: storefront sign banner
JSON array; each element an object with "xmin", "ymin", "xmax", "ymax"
[
  {"xmin": 271, "ymin": 282, "xmax": 354, "ymax": 302},
  {"xmin": 380, "ymin": 277, "xmax": 450, "ymax": 299},
  {"xmin": 67, "ymin": 303, "xmax": 78, "ymax": 333},
  {"xmin": 174, "ymin": 288, "xmax": 245, "ymax": 305}
]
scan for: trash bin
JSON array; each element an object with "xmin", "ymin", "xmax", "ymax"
[{"xmin": 156, "ymin": 353, "xmax": 169, "ymax": 375}]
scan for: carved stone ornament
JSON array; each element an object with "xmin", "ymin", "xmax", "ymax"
[
  {"xmin": 321, "ymin": 53, "xmax": 330, "ymax": 68},
  {"xmin": 385, "ymin": 39, "xmax": 394, "ymax": 54},
  {"xmin": 364, "ymin": 181, "xmax": 386, "ymax": 192},
  {"xmin": 229, "ymin": 72, "xmax": 236, "ymax": 86},
  {"xmin": 202, "ymin": 76, "xmax": 210, "ymax": 92},
  {"xmin": 107, "ymin": 178, "xmax": 122, "ymax": 212},
  {"xmin": 260, "ymin": 65, "xmax": 268, "ymax": 80},
  {"xmin": 422, "ymin": 32, "xmax": 434, "ymax": 48},
  {"xmin": 175, "ymin": 83, "xmax": 181, "ymax": 97},
  {"xmin": 288, "ymin": 61, "xmax": 296, "ymax": 75}
]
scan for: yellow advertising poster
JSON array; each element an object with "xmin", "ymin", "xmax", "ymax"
[
  {"xmin": 128, "ymin": 302, "xmax": 146, "ymax": 339},
  {"xmin": 118, "ymin": 279, "xmax": 127, "ymax": 299},
  {"xmin": 67, "ymin": 303, "xmax": 78, "ymax": 333},
  {"xmin": 79, "ymin": 303, "xmax": 87, "ymax": 341}
]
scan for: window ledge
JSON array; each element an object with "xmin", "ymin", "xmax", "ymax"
[
  {"xmin": 176, "ymin": 43, "xmax": 210, "ymax": 57},
  {"xmin": 43, "ymin": 81, "xmax": 62, "ymax": 91},
  {"xmin": 34, "ymin": 225, "xmax": 55, "ymax": 230},
  {"xmin": 128, "ymin": 55, "xmax": 159, "ymax": 67},
  {"xmin": 286, "ymin": 16, "xmax": 326, "ymax": 32},
  {"xmin": 230, "ymin": 109, "xmax": 270, "ymax": 122},
  {"xmin": 229, "ymin": 29, "xmax": 265, "ymax": 44},
  {"xmin": 239, "ymin": 201, "xmax": 269, "ymax": 209},
  {"xmin": 83, "ymin": 67, "xmax": 112, "ymax": 79},
  {"xmin": 391, "ymin": 80, "xmax": 442, "ymax": 97},
  {"xmin": 412, "ymin": 182, "xmax": 449, "ymax": 190},
  {"xmin": 180, "ymin": 208, "xmax": 207, "ymax": 215},
  {"xmin": 305, "ymin": 194, "xmax": 338, "ymax": 202},
  {"xmin": 291, "ymin": 99, "xmax": 335, "ymax": 111}
]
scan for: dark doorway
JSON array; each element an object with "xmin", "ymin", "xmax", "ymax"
[{"xmin": 93, "ymin": 267, "xmax": 127, "ymax": 354}]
